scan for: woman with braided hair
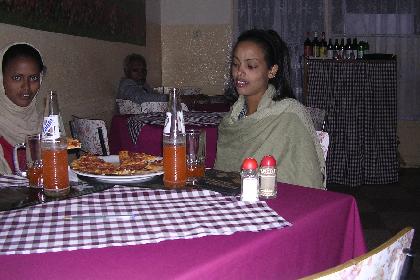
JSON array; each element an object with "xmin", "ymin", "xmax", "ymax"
[{"xmin": 215, "ymin": 29, "xmax": 325, "ymax": 189}]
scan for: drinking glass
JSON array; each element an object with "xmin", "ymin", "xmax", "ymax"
[
  {"xmin": 186, "ymin": 129, "xmax": 206, "ymax": 184},
  {"xmin": 13, "ymin": 134, "xmax": 43, "ymax": 188}
]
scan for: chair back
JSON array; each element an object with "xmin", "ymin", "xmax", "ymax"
[
  {"xmin": 141, "ymin": 102, "xmax": 188, "ymax": 113},
  {"xmin": 306, "ymin": 106, "xmax": 329, "ymax": 160},
  {"xmin": 306, "ymin": 106, "xmax": 326, "ymax": 131},
  {"xmin": 70, "ymin": 116, "xmax": 109, "ymax": 156},
  {"xmin": 300, "ymin": 227, "xmax": 415, "ymax": 280},
  {"xmin": 140, "ymin": 102, "xmax": 168, "ymax": 113},
  {"xmin": 116, "ymin": 99, "xmax": 142, "ymax": 114}
]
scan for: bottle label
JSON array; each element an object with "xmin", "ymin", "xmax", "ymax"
[
  {"xmin": 260, "ymin": 167, "xmax": 276, "ymax": 175},
  {"xmin": 164, "ymin": 111, "xmax": 185, "ymax": 134},
  {"xmin": 163, "ymin": 112, "xmax": 171, "ymax": 134},
  {"xmin": 327, "ymin": 50, "xmax": 334, "ymax": 59},
  {"xmin": 177, "ymin": 111, "xmax": 185, "ymax": 134},
  {"xmin": 42, "ymin": 115, "xmax": 60, "ymax": 140}
]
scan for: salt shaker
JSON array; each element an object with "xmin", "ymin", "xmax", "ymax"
[
  {"xmin": 240, "ymin": 157, "xmax": 259, "ymax": 203},
  {"xmin": 259, "ymin": 155, "xmax": 277, "ymax": 199}
]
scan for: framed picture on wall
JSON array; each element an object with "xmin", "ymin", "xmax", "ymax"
[{"xmin": 0, "ymin": 0, "xmax": 146, "ymax": 46}]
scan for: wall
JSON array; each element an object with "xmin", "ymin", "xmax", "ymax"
[
  {"xmin": 0, "ymin": 0, "xmax": 162, "ymax": 134},
  {"xmin": 160, "ymin": 0, "xmax": 233, "ymax": 96},
  {"xmin": 398, "ymin": 121, "xmax": 420, "ymax": 167}
]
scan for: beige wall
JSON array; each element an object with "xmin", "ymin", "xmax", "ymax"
[
  {"xmin": 0, "ymin": 0, "xmax": 162, "ymax": 134},
  {"xmin": 161, "ymin": 24, "xmax": 232, "ymax": 95},
  {"xmin": 398, "ymin": 121, "xmax": 420, "ymax": 167},
  {"xmin": 160, "ymin": 0, "xmax": 233, "ymax": 95}
]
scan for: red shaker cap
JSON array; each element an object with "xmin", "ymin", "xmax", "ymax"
[
  {"xmin": 241, "ymin": 157, "xmax": 258, "ymax": 170},
  {"xmin": 260, "ymin": 155, "xmax": 277, "ymax": 167}
]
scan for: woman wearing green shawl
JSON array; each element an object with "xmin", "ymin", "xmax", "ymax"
[{"xmin": 214, "ymin": 29, "xmax": 325, "ymax": 189}]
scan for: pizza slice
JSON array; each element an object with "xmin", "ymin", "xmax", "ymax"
[
  {"xmin": 67, "ymin": 137, "xmax": 81, "ymax": 149},
  {"xmin": 70, "ymin": 154, "xmax": 117, "ymax": 175}
]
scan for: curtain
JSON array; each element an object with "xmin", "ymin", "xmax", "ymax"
[
  {"xmin": 332, "ymin": 0, "xmax": 420, "ymax": 121},
  {"xmin": 236, "ymin": 0, "xmax": 420, "ymax": 120}
]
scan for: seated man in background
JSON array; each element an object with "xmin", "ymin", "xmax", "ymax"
[{"xmin": 117, "ymin": 53, "xmax": 167, "ymax": 105}]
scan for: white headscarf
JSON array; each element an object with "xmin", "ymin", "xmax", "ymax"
[{"xmin": 0, "ymin": 42, "xmax": 44, "ymax": 174}]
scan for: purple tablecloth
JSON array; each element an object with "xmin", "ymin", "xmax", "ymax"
[
  {"xmin": 0, "ymin": 183, "xmax": 366, "ymax": 279},
  {"xmin": 109, "ymin": 114, "xmax": 219, "ymax": 168}
]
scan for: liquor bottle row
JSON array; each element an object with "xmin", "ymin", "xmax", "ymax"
[{"xmin": 304, "ymin": 32, "xmax": 370, "ymax": 60}]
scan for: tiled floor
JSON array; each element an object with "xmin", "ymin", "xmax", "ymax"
[{"xmin": 328, "ymin": 168, "xmax": 420, "ymax": 279}]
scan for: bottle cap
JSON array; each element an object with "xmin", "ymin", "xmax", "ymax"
[
  {"xmin": 260, "ymin": 155, "xmax": 277, "ymax": 167},
  {"xmin": 241, "ymin": 157, "xmax": 258, "ymax": 170}
]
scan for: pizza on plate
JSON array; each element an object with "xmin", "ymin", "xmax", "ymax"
[{"xmin": 70, "ymin": 151, "xmax": 163, "ymax": 175}]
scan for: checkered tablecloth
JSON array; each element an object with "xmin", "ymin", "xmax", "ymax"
[
  {"xmin": 0, "ymin": 185, "xmax": 290, "ymax": 255},
  {"xmin": 0, "ymin": 174, "xmax": 28, "ymax": 188},
  {"xmin": 128, "ymin": 111, "xmax": 226, "ymax": 144},
  {"xmin": 305, "ymin": 59, "xmax": 398, "ymax": 186}
]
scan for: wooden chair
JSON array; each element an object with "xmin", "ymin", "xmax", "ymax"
[
  {"xmin": 69, "ymin": 116, "xmax": 109, "ymax": 156},
  {"xmin": 300, "ymin": 227, "xmax": 415, "ymax": 280}
]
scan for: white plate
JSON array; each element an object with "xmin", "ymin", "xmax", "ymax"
[{"xmin": 72, "ymin": 155, "xmax": 163, "ymax": 184}]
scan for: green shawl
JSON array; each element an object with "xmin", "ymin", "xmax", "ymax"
[{"xmin": 214, "ymin": 85, "xmax": 326, "ymax": 189}]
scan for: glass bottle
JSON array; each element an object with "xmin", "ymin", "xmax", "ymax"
[
  {"xmin": 240, "ymin": 158, "xmax": 259, "ymax": 203},
  {"xmin": 312, "ymin": 32, "xmax": 320, "ymax": 58},
  {"xmin": 259, "ymin": 155, "xmax": 277, "ymax": 199},
  {"xmin": 339, "ymin": 38, "xmax": 345, "ymax": 60},
  {"xmin": 351, "ymin": 38, "xmax": 358, "ymax": 59},
  {"xmin": 304, "ymin": 32, "xmax": 313, "ymax": 58},
  {"xmin": 345, "ymin": 38, "xmax": 352, "ymax": 59},
  {"xmin": 163, "ymin": 88, "xmax": 187, "ymax": 188},
  {"xmin": 357, "ymin": 41, "xmax": 364, "ymax": 59},
  {"xmin": 327, "ymin": 38, "xmax": 334, "ymax": 59},
  {"xmin": 41, "ymin": 90, "xmax": 69, "ymax": 197},
  {"xmin": 319, "ymin": 32, "xmax": 327, "ymax": 58},
  {"xmin": 333, "ymin": 39, "xmax": 340, "ymax": 59},
  {"xmin": 364, "ymin": 41, "xmax": 370, "ymax": 55}
]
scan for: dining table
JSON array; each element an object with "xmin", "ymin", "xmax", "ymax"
[
  {"xmin": 109, "ymin": 111, "xmax": 225, "ymax": 168},
  {"xmin": 0, "ymin": 170, "xmax": 366, "ymax": 280}
]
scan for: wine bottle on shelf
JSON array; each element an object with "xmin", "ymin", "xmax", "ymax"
[
  {"xmin": 345, "ymin": 38, "xmax": 352, "ymax": 59},
  {"xmin": 163, "ymin": 88, "xmax": 187, "ymax": 188},
  {"xmin": 320, "ymin": 32, "xmax": 327, "ymax": 58},
  {"xmin": 312, "ymin": 32, "xmax": 320, "ymax": 58},
  {"xmin": 304, "ymin": 32, "xmax": 313, "ymax": 58},
  {"xmin": 351, "ymin": 38, "xmax": 358, "ymax": 59},
  {"xmin": 333, "ymin": 38, "xmax": 340, "ymax": 59},
  {"xmin": 327, "ymin": 38, "xmax": 334, "ymax": 59},
  {"xmin": 41, "ymin": 90, "xmax": 69, "ymax": 198},
  {"xmin": 364, "ymin": 41, "xmax": 370, "ymax": 55},
  {"xmin": 357, "ymin": 41, "xmax": 365, "ymax": 59},
  {"xmin": 339, "ymin": 38, "xmax": 345, "ymax": 59}
]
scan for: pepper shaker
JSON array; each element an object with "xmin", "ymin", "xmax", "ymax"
[
  {"xmin": 259, "ymin": 155, "xmax": 277, "ymax": 199},
  {"xmin": 240, "ymin": 157, "xmax": 259, "ymax": 203}
]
